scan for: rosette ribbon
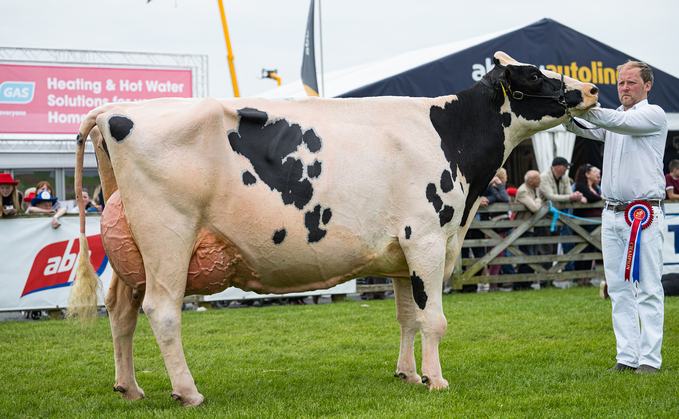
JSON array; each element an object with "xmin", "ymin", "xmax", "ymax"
[{"xmin": 621, "ymin": 201, "xmax": 654, "ymax": 284}]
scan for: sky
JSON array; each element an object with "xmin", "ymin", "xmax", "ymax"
[{"xmin": 1, "ymin": 0, "xmax": 678, "ymax": 98}]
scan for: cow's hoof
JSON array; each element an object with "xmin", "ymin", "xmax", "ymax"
[
  {"xmin": 171, "ymin": 392, "xmax": 205, "ymax": 407},
  {"xmin": 114, "ymin": 385, "xmax": 146, "ymax": 401},
  {"xmin": 422, "ymin": 376, "xmax": 449, "ymax": 390},
  {"xmin": 394, "ymin": 371, "xmax": 423, "ymax": 384}
]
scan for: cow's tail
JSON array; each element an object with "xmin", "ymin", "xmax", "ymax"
[{"xmin": 67, "ymin": 110, "xmax": 104, "ymax": 324}]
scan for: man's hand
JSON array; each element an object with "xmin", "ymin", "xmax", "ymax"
[
  {"xmin": 490, "ymin": 176, "xmax": 501, "ymax": 186},
  {"xmin": 570, "ymin": 191, "xmax": 584, "ymax": 202},
  {"xmin": 479, "ymin": 197, "xmax": 490, "ymax": 207},
  {"xmin": 52, "ymin": 214, "xmax": 61, "ymax": 229}
]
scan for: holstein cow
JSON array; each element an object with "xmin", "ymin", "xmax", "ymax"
[{"xmin": 70, "ymin": 52, "xmax": 598, "ymax": 406}]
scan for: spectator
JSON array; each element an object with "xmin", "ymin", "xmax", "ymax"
[
  {"xmin": 68, "ymin": 190, "xmax": 99, "ymax": 213},
  {"xmin": 665, "ymin": 159, "xmax": 679, "ymax": 200},
  {"xmin": 0, "ymin": 173, "xmax": 23, "ymax": 217},
  {"xmin": 514, "ymin": 170, "xmax": 543, "ymax": 289},
  {"xmin": 22, "ymin": 187, "xmax": 36, "ymax": 212},
  {"xmin": 538, "ymin": 157, "xmax": 586, "ymax": 267},
  {"xmin": 573, "ymin": 164, "xmax": 604, "ymax": 282},
  {"xmin": 26, "ymin": 181, "xmax": 67, "ymax": 229},
  {"xmin": 483, "ymin": 168, "xmax": 511, "ymax": 288},
  {"xmin": 93, "ymin": 184, "xmax": 105, "ymax": 211}
]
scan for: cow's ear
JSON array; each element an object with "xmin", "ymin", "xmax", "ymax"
[
  {"xmin": 498, "ymin": 67, "xmax": 512, "ymax": 90},
  {"xmin": 493, "ymin": 57, "xmax": 502, "ymax": 67}
]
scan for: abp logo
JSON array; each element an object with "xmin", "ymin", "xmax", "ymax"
[
  {"xmin": 0, "ymin": 81, "xmax": 35, "ymax": 104},
  {"xmin": 21, "ymin": 235, "xmax": 108, "ymax": 298}
]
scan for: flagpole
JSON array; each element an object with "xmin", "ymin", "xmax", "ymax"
[
  {"xmin": 217, "ymin": 0, "xmax": 240, "ymax": 97},
  {"xmin": 318, "ymin": 0, "xmax": 325, "ymax": 97}
]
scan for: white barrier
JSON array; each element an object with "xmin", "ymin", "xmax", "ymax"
[{"xmin": 0, "ymin": 214, "xmax": 355, "ymax": 312}]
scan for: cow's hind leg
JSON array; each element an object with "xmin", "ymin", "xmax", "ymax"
[
  {"xmin": 105, "ymin": 272, "xmax": 146, "ymax": 401},
  {"xmin": 399, "ymin": 235, "xmax": 449, "ymax": 390},
  {"xmin": 137, "ymin": 222, "xmax": 204, "ymax": 407},
  {"xmin": 393, "ymin": 277, "xmax": 423, "ymax": 384}
]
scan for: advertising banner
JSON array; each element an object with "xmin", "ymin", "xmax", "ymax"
[
  {"xmin": 0, "ymin": 215, "xmax": 112, "ymax": 311},
  {"xmin": 0, "ymin": 64, "xmax": 193, "ymax": 134}
]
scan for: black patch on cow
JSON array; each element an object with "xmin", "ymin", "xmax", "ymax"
[
  {"xmin": 272, "ymin": 228, "xmax": 287, "ymax": 245},
  {"xmin": 322, "ymin": 208, "xmax": 332, "ymax": 225},
  {"xmin": 410, "ymin": 272, "xmax": 427, "ymax": 310},
  {"xmin": 242, "ymin": 170, "xmax": 257, "ymax": 186},
  {"xmin": 426, "ymin": 183, "xmax": 443, "ymax": 213},
  {"xmin": 305, "ymin": 204, "xmax": 328, "ymax": 243},
  {"xmin": 501, "ymin": 112, "xmax": 512, "ymax": 128},
  {"xmin": 307, "ymin": 160, "xmax": 322, "ymax": 179},
  {"xmin": 227, "ymin": 108, "xmax": 323, "ymax": 210},
  {"xmin": 76, "ymin": 132, "xmax": 83, "ymax": 146},
  {"xmin": 426, "ymin": 183, "xmax": 455, "ymax": 227},
  {"xmin": 439, "ymin": 205, "xmax": 455, "ymax": 227},
  {"xmin": 303, "ymin": 128, "xmax": 322, "ymax": 153},
  {"xmin": 405, "ymin": 226, "xmax": 412, "ymax": 240},
  {"xmin": 440, "ymin": 170, "xmax": 454, "ymax": 193},
  {"xmin": 108, "ymin": 115, "xmax": 135, "ymax": 143}
]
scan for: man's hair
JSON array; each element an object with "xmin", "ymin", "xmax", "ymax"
[
  {"xmin": 618, "ymin": 60, "xmax": 654, "ymax": 94},
  {"xmin": 524, "ymin": 170, "xmax": 537, "ymax": 183},
  {"xmin": 497, "ymin": 167, "xmax": 507, "ymax": 178},
  {"xmin": 670, "ymin": 159, "xmax": 679, "ymax": 172}
]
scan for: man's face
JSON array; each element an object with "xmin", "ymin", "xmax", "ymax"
[
  {"xmin": 527, "ymin": 173, "xmax": 541, "ymax": 189},
  {"xmin": 618, "ymin": 66, "xmax": 651, "ymax": 110},
  {"xmin": 552, "ymin": 165, "xmax": 569, "ymax": 178}
]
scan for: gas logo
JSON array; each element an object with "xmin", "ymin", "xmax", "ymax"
[
  {"xmin": 0, "ymin": 81, "xmax": 35, "ymax": 104},
  {"xmin": 21, "ymin": 235, "xmax": 108, "ymax": 298}
]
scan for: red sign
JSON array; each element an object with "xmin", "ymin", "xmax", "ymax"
[
  {"xmin": 21, "ymin": 234, "xmax": 108, "ymax": 297},
  {"xmin": 0, "ymin": 64, "xmax": 193, "ymax": 134}
]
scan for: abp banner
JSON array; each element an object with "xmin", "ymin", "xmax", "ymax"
[
  {"xmin": 0, "ymin": 64, "xmax": 193, "ymax": 134},
  {"xmin": 0, "ymin": 215, "xmax": 112, "ymax": 311}
]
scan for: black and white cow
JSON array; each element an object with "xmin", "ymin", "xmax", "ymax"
[{"xmin": 70, "ymin": 52, "xmax": 598, "ymax": 406}]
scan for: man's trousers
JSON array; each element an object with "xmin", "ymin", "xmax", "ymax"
[{"xmin": 601, "ymin": 206, "xmax": 664, "ymax": 369}]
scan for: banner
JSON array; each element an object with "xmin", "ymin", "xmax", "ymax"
[
  {"xmin": 300, "ymin": 0, "xmax": 319, "ymax": 97},
  {"xmin": 0, "ymin": 64, "xmax": 193, "ymax": 134},
  {"xmin": 0, "ymin": 215, "xmax": 113, "ymax": 311}
]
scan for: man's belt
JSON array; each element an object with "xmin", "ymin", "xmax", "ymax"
[{"xmin": 605, "ymin": 199, "xmax": 663, "ymax": 212}]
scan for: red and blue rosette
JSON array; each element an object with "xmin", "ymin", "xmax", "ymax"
[{"xmin": 622, "ymin": 200, "xmax": 654, "ymax": 283}]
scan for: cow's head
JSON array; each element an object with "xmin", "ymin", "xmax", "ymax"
[{"xmin": 484, "ymin": 51, "xmax": 599, "ymax": 141}]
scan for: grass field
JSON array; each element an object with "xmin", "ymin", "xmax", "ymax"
[{"xmin": 1, "ymin": 287, "xmax": 678, "ymax": 418}]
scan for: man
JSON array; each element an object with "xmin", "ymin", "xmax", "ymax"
[
  {"xmin": 665, "ymin": 159, "xmax": 679, "ymax": 200},
  {"xmin": 514, "ymin": 170, "xmax": 543, "ymax": 288},
  {"xmin": 538, "ymin": 157, "xmax": 585, "ymax": 204},
  {"xmin": 565, "ymin": 61, "xmax": 667, "ymax": 374},
  {"xmin": 537, "ymin": 157, "xmax": 586, "ymax": 265}
]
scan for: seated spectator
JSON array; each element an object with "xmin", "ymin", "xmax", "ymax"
[
  {"xmin": 26, "ymin": 181, "xmax": 67, "ymax": 229},
  {"xmin": 514, "ymin": 170, "xmax": 543, "ymax": 289},
  {"xmin": 0, "ymin": 173, "xmax": 23, "ymax": 217},
  {"xmin": 68, "ymin": 190, "xmax": 99, "ymax": 213},
  {"xmin": 665, "ymin": 159, "xmax": 679, "ymax": 200},
  {"xmin": 93, "ymin": 184, "xmax": 105, "ymax": 211},
  {"xmin": 22, "ymin": 187, "xmax": 36, "ymax": 212},
  {"xmin": 573, "ymin": 164, "xmax": 603, "ymax": 283}
]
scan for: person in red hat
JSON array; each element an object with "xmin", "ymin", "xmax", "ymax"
[{"xmin": 0, "ymin": 173, "xmax": 22, "ymax": 217}]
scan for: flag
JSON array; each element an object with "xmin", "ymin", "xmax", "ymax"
[{"xmin": 301, "ymin": 0, "xmax": 319, "ymax": 96}]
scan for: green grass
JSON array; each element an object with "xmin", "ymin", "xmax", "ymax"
[{"xmin": 1, "ymin": 287, "xmax": 678, "ymax": 418}]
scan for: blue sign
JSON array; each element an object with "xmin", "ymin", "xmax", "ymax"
[{"xmin": 0, "ymin": 81, "xmax": 35, "ymax": 104}]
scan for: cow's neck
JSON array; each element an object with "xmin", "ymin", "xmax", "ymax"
[{"xmin": 429, "ymin": 84, "xmax": 515, "ymax": 227}]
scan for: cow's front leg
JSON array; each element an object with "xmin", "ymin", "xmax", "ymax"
[
  {"xmin": 105, "ymin": 272, "xmax": 146, "ymax": 401},
  {"xmin": 393, "ymin": 277, "xmax": 423, "ymax": 385},
  {"xmin": 400, "ymin": 236, "xmax": 449, "ymax": 390}
]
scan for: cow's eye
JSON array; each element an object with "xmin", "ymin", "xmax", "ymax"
[{"xmin": 531, "ymin": 74, "xmax": 539, "ymax": 82}]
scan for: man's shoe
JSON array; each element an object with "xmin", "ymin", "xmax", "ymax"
[
  {"xmin": 599, "ymin": 280, "xmax": 609, "ymax": 299},
  {"xmin": 608, "ymin": 363, "xmax": 636, "ymax": 372},
  {"xmin": 635, "ymin": 365, "xmax": 658, "ymax": 374}
]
